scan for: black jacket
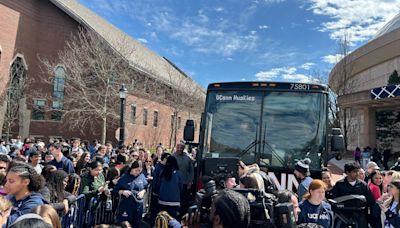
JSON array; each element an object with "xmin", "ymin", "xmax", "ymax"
[
  {"xmin": 330, "ymin": 178, "xmax": 374, "ymax": 203},
  {"xmin": 329, "ymin": 178, "xmax": 375, "ymax": 228}
]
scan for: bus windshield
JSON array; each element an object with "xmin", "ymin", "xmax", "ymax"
[{"xmin": 202, "ymin": 90, "xmax": 327, "ymax": 169}]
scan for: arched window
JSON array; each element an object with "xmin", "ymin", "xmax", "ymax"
[
  {"xmin": 9, "ymin": 56, "xmax": 26, "ymax": 100},
  {"xmin": 51, "ymin": 66, "xmax": 65, "ymax": 120},
  {"xmin": 8, "ymin": 55, "xmax": 27, "ymax": 121}
]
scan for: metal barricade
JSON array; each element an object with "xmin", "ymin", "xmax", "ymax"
[
  {"xmin": 56, "ymin": 194, "xmax": 86, "ymax": 228},
  {"xmin": 73, "ymin": 194, "xmax": 86, "ymax": 228},
  {"xmin": 85, "ymin": 196, "xmax": 98, "ymax": 226},
  {"xmin": 88, "ymin": 193, "xmax": 120, "ymax": 226}
]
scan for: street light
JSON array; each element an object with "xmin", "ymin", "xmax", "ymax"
[{"xmin": 118, "ymin": 84, "xmax": 127, "ymax": 147}]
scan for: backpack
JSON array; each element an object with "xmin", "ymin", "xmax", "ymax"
[{"xmin": 62, "ymin": 158, "xmax": 71, "ymax": 172}]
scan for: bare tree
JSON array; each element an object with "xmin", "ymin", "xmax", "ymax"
[
  {"xmin": 309, "ymin": 69, "xmax": 341, "ymax": 129},
  {"xmin": 162, "ymin": 63, "xmax": 205, "ymax": 148},
  {"xmin": 333, "ymin": 31, "xmax": 357, "ymax": 150},
  {"xmin": 40, "ymin": 28, "xmax": 137, "ymax": 144}
]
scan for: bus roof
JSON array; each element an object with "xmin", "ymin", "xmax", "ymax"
[{"xmin": 207, "ymin": 81, "xmax": 328, "ymax": 92}]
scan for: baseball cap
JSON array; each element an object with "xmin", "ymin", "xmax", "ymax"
[{"xmin": 367, "ymin": 161, "xmax": 380, "ymax": 170}]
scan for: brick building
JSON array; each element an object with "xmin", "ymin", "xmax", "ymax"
[{"xmin": 0, "ymin": 0, "xmax": 205, "ymax": 148}]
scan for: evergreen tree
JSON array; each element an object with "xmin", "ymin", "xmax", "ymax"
[{"xmin": 388, "ymin": 70, "xmax": 400, "ymax": 85}]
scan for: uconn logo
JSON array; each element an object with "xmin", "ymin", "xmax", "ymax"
[
  {"xmin": 307, "ymin": 213, "xmax": 330, "ymax": 220},
  {"xmin": 268, "ymin": 172, "xmax": 299, "ymax": 191}
]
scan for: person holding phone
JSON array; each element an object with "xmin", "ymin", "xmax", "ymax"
[
  {"xmin": 380, "ymin": 180, "xmax": 400, "ymax": 228},
  {"xmin": 78, "ymin": 160, "xmax": 109, "ymax": 207},
  {"xmin": 114, "ymin": 160, "xmax": 148, "ymax": 227}
]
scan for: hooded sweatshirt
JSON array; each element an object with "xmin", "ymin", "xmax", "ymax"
[
  {"xmin": 298, "ymin": 200, "xmax": 333, "ymax": 228},
  {"xmin": 158, "ymin": 170, "xmax": 183, "ymax": 207},
  {"xmin": 4, "ymin": 192, "xmax": 47, "ymax": 227},
  {"xmin": 152, "ymin": 162, "xmax": 165, "ymax": 196}
]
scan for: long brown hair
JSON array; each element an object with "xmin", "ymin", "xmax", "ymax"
[
  {"xmin": 303, "ymin": 179, "xmax": 326, "ymax": 201},
  {"xmin": 32, "ymin": 205, "xmax": 62, "ymax": 228},
  {"xmin": 384, "ymin": 180, "xmax": 400, "ymax": 214}
]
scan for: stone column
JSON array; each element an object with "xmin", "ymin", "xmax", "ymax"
[
  {"xmin": 360, "ymin": 107, "xmax": 376, "ymax": 148},
  {"xmin": 18, "ymin": 97, "xmax": 31, "ymax": 139}
]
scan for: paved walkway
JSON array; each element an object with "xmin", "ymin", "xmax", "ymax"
[{"xmin": 327, "ymin": 156, "xmax": 354, "ymax": 182}]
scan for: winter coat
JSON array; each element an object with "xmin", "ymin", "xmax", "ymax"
[{"xmin": 4, "ymin": 192, "xmax": 47, "ymax": 227}]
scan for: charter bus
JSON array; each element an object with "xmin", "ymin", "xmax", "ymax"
[{"xmin": 184, "ymin": 81, "xmax": 344, "ymax": 191}]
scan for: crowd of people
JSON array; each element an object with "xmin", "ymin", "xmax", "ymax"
[
  {"xmin": 0, "ymin": 136, "xmax": 400, "ymax": 228},
  {"xmin": 0, "ymin": 137, "xmax": 201, "ymax": 228}
]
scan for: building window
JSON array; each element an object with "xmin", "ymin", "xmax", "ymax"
[
  {"xmin": 153, "ymin": 111, "xmax": 158, "ymax": 127},
  {"xmin": 32, "ymin": 99, "xmax": 45, "ymax": 120},
  {"xmin": 51, "ymin": 110, "xmax": 63, "ymax": 121},
  {"xmin": 143, "ymin": 109, "xmax": 148, "ymax": 126},
  {"xmin": 6, "ymin": 56, "xmax": 27, "ymax": 127},
  {"xmin": 178, "ymin": 116, "xmax": 181, "ymax": 129},
  {"xmin": 9, "ymin": 56, "xmax": 26, "ymax": 101},
  {"xmin": 52, "ymin": 66, "xmax": 65, "ymax": 120},
  {"xmin": 171, "ymin": 114, "xmax": 175, "ymax": 130},
  {"xmin": 130, "ymin": 105, "xmax": 136, "ymax": 124}
]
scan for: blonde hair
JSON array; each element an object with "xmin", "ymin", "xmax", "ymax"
[
  {"xmin": 155, "ymin": 211, "xmax": 174, "ymax": 228},
  {"xmin": 0, "ymin": 196, "xmax": 12, "ymax": 214},
  {"xmin": 391, "ymin": 171, "xmax": 400, "ymax": 182}
]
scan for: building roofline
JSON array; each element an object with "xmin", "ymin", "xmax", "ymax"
[{"xmin": 49, "ymin": 0, "xmax": 205, "ymax": 97}]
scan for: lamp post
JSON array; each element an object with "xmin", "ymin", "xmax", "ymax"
[{"xmin": 118, "ymin": 84, "xmax": 127, "ymax": 147}]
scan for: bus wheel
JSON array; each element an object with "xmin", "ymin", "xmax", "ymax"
[{"xmin": 335, "ymin": 154, "xmax": 342, "ymax": 160}]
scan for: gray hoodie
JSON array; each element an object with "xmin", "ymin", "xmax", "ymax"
[{"xmin": 173, "ymin": 152, "xmax": 194, "ymax": 185}]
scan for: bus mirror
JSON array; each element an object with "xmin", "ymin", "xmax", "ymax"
[
  {"xmin": 184, "ymin": 119, "xmax": 195, "ymax": 142},
  {"xmin": 331, "ymin": 128, "xmax": 345, "ymax": 152}
]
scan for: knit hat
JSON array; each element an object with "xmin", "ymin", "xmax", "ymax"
[{"xmin": 294, "ymin": 158, "xmax": 311, "ymax": 175}]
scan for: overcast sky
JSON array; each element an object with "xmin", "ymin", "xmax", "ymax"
[{"xmin": 79, "ymin": 0, "xmax": 400, "ymax": 87}]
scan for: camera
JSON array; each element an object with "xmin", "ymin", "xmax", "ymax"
[
  {"xmin": 195, "ymin": 158, "xmax": 296, "ymax": 228},
  {"xmin": 194, "ymin": 177, "xmax": 296, "ymax": 228},
  {"xmin": 233, "ymin": 188, "xmax": 296, "ymax": 228},
  {"xmin": 195, "ymin": 178, "xmax": 218, "ymax": 223}
]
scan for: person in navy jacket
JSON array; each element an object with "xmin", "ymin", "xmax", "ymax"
[
  {"xmin": 3, "ymin": 163, "xmax": 47, "ymax": 228},
  {"xmin": 158, "ymin": 155, "xmax": 183, "ymax": 219},
  {"xmin": 113, "ymin": 160, "xmax": 148, "ymax": 227},
  {"xmin": 298, "ymin": 179, "xmax": 333, "ymax": 228},
  {"xmin": 150, "ymin": 152, "xmax": 170, "ymax": 226}
]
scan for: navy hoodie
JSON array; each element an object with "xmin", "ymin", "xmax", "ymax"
[
  {"xmin": 158, "ymin": 170, "xmax": 183, "ymax": 207},
  {"xmin": 113, "ymin": 172, "xmax": 148, "ymax": 200},
  {"xmin": 4, "ymin": 192, "xmax": 47, "ymax": 227},
  {"xmin": 298, "ymin": 200, "xmax": 333, "ymax": 228},
  {"xmin": 113, "ymin": 173, "xmax": 148, "ymax": 224},
  {"xmin": 152, "ymin": 162, "xmax": 165, "ymax": 195}
]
